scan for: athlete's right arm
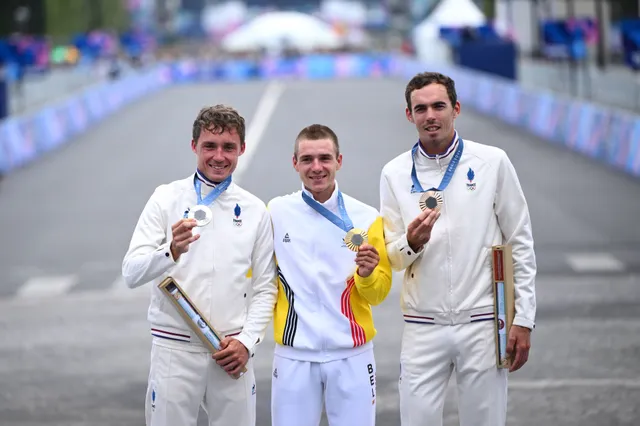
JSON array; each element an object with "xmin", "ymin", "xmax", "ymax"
[
  {"xmin": 379, "ymin": 169, "xmax": 423, "ymax": 271},
  {"xmin": 122, "ymin": 190, "xmax": 178, "ymax": 289}
]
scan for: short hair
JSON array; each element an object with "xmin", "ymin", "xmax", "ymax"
[
  {"xmin": 405, "ymin": 72, "xmax": 458, "ymax": 110},
  {"xmin": 192, "ymin": 104, "xmax": 246, "ymax": 145},
  {"xmin": 294, "ymin": 124, "xmax": 340, "ymax": 159}
]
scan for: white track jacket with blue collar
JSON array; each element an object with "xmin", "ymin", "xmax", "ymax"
[
  {"xmin": 379, "ymin": 132, "xmax": 537, "ymax": 330},
  {"xmin": 122, "ymin": 172, "xmax": 278, "ymax": 353}
]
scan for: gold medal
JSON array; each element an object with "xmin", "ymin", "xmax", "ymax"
[
  {"xmin": 419, "ymin": 190, "xmax": 443, "ymax": 212},
  {"xmin": 344, "ymin": 228, "xmax": 368, "ymax": 252}
]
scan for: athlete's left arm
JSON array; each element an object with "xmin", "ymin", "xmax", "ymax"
[
  {"xmin": 235, "ymin": 206, "xmax": 278, "ymax": 354},
  {"xmin": 494, "ymin": 151, "xmax": 537, "ymax": 330},
  {"xmin": 354, "ymin": 216, "xmax": 393, "ymax": 306}
]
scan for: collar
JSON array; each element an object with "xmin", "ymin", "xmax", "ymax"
[
  {"xmin": 301, "ymin": 180, "xmax": 340, "ymax": 212},
  {"xmin": 196, "ymin": 169, "xmax": 218, "ymax": 188},
  {"xmin": 416, "ymin": 131, "xmax": 460, "ymax": 167}
]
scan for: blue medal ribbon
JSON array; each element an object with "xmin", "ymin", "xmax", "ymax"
[
  {"xmin": 410, "ymin": 138, "xmax": 464, "ymax": 193},
  {"xmin": 301, "ymin": 190, "xmax": 354, "ymax": 233},
  {"xmin": 193, "ymin": 172, "xmax": 232, "ymax": 206}
]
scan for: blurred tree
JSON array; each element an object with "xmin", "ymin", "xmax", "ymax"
[
  {"xmin": 99, "ymin": 0, "xmax": 130, "ymax": 33},
  {"xmin": 45, "ymin": 0, "xmax": 84, "ymax": 41},
  {"xmin": 483, "ymin": 0, "xmax": 496, "ymax": 19},
  {"xmin": 44, "ymin": 0, "xmax": 129, "ymax": 41}
]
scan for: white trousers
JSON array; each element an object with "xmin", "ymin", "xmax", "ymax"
[
  {"xmin": 271, "ymin": 348, "xmax": 377, "ymax": 426},
  {"xmin": 399, "ymin": 321, "xmax": 508, "ymax": 426},
  {"xmin": 144, "ymin": 340, "xmax": 256, "ymax": 426}
]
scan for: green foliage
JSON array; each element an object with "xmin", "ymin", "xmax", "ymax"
[
  {"xmin": 483, "ymin": 0, "xmax": 495, "ymax": 20},
  {"xmin": 45, "ymin": 0, "xmax": 130, "ymax": 40}
]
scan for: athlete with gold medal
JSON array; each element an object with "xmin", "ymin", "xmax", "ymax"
[{"xmin": 268, "ymin": 124, "xmax": 392, "ymax": 426}]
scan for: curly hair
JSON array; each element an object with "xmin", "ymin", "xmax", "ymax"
[
  {"xmin": 294, "ymin": 124, "xmax": 340, "ymax": 159},
  {"xmin": 192, "ymin": 105, "xmax": 246, "ymax": 145},
  {"xmin": 405, "ymin": 72, "xmax": 457, "ymax": 110}
]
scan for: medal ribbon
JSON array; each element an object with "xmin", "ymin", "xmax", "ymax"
[
  {"xmin": 410, "ymin": 138, "xmax": 464, "ymax": 193},
  {"xmin": 301, "ymin": 190, "xmax": 354, "ymax": 233},
  {"xmin": 193, "ymin": 173, "xmax": 232, "ymax": 206}
]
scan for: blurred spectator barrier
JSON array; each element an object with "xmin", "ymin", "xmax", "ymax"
[
  {"xmin": 0, "ymin": 53, "xmax": 638, "ymax": 180},
  {"xmin": 0, "ymin": 66, "xmax": 171, "ymax": 174}
]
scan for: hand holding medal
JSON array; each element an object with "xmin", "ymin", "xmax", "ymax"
[
  {"xmin": 406, "ymin": 208, "xmax": 441, "ymax": 253},
  {"xmin": 170, "ymin": 219, "xmax": 201, "ymax": 261},
  {"xmin": 343, "ymin": 228, "xmax": 380, "ymax": 278},
  {"xmin": 354, "ymin": 242, "xmax": 380, "ymax": 278}
]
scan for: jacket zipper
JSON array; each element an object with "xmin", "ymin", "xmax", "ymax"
[{"xmin": 436, "ymin": 155, "xmax": 454, "ymax": 319}]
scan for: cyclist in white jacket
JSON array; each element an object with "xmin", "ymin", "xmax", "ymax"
[
  {"xmin": 379, "ymin": 72, "xmax": 537, "ymax": 426},
  {"xmin": 268, "ymin": 124, "xmax": 393, "ymax": 426},
  {"xmin": 122, "ymin": 105, "xmax": 278, "ymax": 426}
]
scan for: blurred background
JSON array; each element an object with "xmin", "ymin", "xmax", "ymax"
[
  {"xmin": 0, "ymin": 1, "xmax": 639, "ymax": 426},
  {"xmin": 1, "ymin": 0, "xmax": 640, "ymax": 117}
]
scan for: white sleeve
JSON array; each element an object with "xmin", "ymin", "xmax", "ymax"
[
  {"xmin": 234, "ymin": 207, "xmax": 278, "ymax": 353},
  {"xmin": 121, "ymin": 188, "xmax": 178, "ymax": 289},
  {"xmin": 494, "ymin": 152, "xmax": 537, "ymax": 330},
  {"xmin": 379, "ymin": 169, "xmax": 424, "ymax": 271}
]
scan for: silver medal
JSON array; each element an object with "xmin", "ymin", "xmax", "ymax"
[{"xmin": 187, "ymin": 205, "xmax": 213, "ymax": 227}]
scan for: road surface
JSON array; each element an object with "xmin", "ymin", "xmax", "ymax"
[{"xmin": 0, "ymin": 78, "xmax": 639, "ymax": 426}]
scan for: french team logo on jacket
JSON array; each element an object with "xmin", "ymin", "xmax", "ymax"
[
  {"xmin": 233, "ymin": 204, "xmax": 243, "ymax": 226},
  {"xmin": 466, "ymin": 168, "xmax": 476, "ymax": 191}
]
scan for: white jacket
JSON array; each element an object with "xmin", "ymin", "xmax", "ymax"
[
  {"xmin": 379, "ymin": 133, "xmax": 537, "ymax": 329},
  {"xmin": 122, "ymin": 173, "xmax": 278, "ymax": 353},
  {"xmin": 268, "ymin": 183, "xmax": 392, "ymax": 362}
]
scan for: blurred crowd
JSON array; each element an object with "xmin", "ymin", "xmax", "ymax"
[{"xmin": 0, "ymin": 29, "xmax": 156, "ymax": 83}]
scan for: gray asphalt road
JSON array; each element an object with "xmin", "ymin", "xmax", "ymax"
[{"xmin": 0, "ymin": 78, "xmax": 639, "ymax": 426}]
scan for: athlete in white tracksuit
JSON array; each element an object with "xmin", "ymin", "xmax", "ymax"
[
  {"xmin": 268, "ymin": 125, "xmax": 393, "ymax": 426},
  {"xmin": 379, "ymin": 72, "xmax": 537, "ymax": 426},
  {"xmin": 122, "ymin": 105, "xmax": 277, "ymax": 426}
]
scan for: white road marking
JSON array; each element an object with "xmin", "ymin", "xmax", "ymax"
[
  {"xmin": 375, "ymin": 377, "xmax": 640, "ymax": 412},
  {"xmin": 509, "ymin": 378, "xmax": 640, "ymax": 389},
  {"xmin": 233, "ymin": 80, "xmax": 285, "ymax": 182},
  {"xmin": 565, "ymin": 252, "xmax": 625, "ymax": 272},
  {"xmin": 16, "ymin": 275, "xmax": 79, "ymax": 299}
]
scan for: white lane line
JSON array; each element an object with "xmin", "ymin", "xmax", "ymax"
[
  {"xmin": 16, "ymin": 275, "xmax": 79, "ymax": 299},
  {"xmin": 509, "ymin": 378, "xmax": 640, "ymax": 389},
  {"xmin": 565, "ymin": 252, "xmax": 626, "ymax": 273},
  {"xmin": 376, "ymin": 377, "xmax": 640, "ymax": 412},
  {"xmin": 234, "ymin": 80, "xmax": 285, "ymax": 182}
]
